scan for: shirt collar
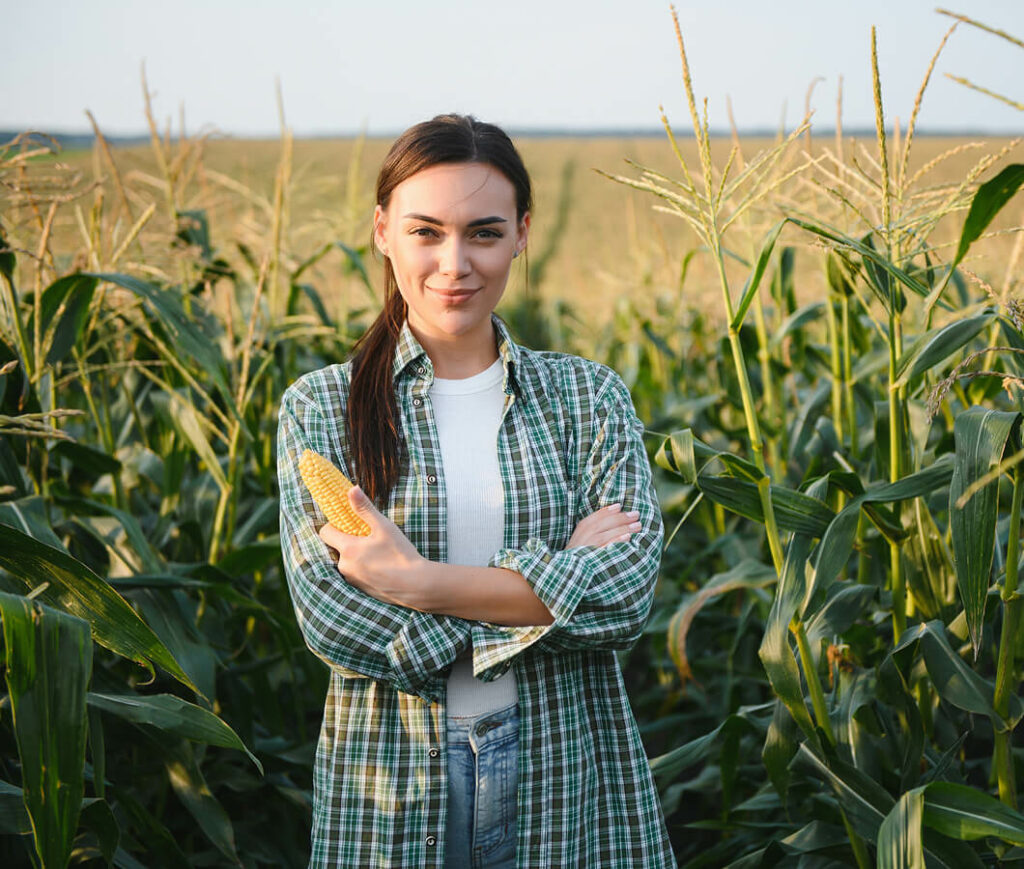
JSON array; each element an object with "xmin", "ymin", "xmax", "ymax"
[{"xmin": 392, "ymin": 313, "xmax": 523, "ymax": 398}]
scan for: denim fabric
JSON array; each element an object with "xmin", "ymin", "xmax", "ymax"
[{"xmin": 445, "ymin": 702, "xmax": 519, "ymax": 868}]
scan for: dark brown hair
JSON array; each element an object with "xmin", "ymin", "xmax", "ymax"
[{"xmin": 346, "ymin": 114, "xmax": 533, "ymax": 507}]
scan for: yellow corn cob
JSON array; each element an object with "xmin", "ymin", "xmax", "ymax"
[{"xmin": 298, "ymin": 449, "xmax": 372, "ymax": 536}]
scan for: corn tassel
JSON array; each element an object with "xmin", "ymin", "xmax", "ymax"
[{"xmin": 299, "ymin": 449, "xmax": 372, "ymax": 537}]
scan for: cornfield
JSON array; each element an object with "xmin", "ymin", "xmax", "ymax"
[{"xmin": 2, "ymin": 6, "xmax": 1024, "ymax": 867}]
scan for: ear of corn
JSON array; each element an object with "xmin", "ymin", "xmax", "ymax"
[{"xmin": 298, "ymin": 449, "xmax": 372, "ymax": 537}]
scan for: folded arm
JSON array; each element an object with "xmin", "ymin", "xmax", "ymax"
[
  {"xmin": 467, "ymin": 374, "xmax": 665, "ymax": 681},
  {"xmin": 277, "ymin": 384, "xmax": 471, "ymax": 702}
]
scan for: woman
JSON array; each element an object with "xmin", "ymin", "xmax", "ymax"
[{"xmin": 277, "ymin": 114, "xmax": 676, "ymax": 868}]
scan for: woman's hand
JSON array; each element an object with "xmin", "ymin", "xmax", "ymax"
[
  {"xmin": 317, "ymin": 486, "xmax": 431, "ymax": 611},
  {"xmin": 567, "ymin": 503, "xmax": 641, "ymax": 549}
]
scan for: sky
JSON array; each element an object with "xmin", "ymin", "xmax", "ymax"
[{"xmin": 4, "ymin": 0, "xmax": 1023, "ymax": 138}]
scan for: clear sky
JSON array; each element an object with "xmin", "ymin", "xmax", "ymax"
[{"xmin": 5, "ymin": 0, "xmax": 1022, "ymax": 137}]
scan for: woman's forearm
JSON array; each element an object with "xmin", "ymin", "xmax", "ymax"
[{"xmin": 418, "ymin": 560, "xmax": 555, "ymax": 627}]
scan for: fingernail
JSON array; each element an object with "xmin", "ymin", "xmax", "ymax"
[
  {"xmin": 627, "ymin": 510, "xmax": 640, "ymax": 518},
  {"xmin": 629, "ymin": 522, "xmax": 641, "ymax": 530},
  {"xmin": 608, "ymin": 503, "xmax": 622, "ymax": 512}
]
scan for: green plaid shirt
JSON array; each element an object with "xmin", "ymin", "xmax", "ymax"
[{"xmin": 277, "ymin": 314, "xmax": 676, "ymax": 868}]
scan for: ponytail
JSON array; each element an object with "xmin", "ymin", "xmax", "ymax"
[{"xmin": 345, "ymin": 262, "xmax": 407, "ymax": 509}]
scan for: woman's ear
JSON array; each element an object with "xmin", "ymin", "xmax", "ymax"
[
  {"xmin": 516, "ymin": 212, "xmax": 531, "ymax": 255},
  {"xmin": 373, "ymin": 204, "xmax": 388, "ymax": 256}
]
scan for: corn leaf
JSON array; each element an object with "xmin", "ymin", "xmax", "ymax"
[
  {"xmin": 950, "ymin": 407, "xmax": 1021, "ymax": 657},
  {"xmin": 165, "ymin": 742, "xmax": 241, "ymax": 865},
  {"xmin": 812, "ymin": 455, "xmax": 956, "ymax": 600},
  {"xmin": 952, "ymin": 164, "xmax": 1024, "ymax": 268},
  {"xmin": 88, "ymin": 693, "xmax": 262, "ymax": 773},
  {"xmin": 730, "ymin": 220, "xmax": 786, "ymax": 331},
  {"xmin": 89, "ymin": 272, "xmax": 236, "ymax": 416},
  {"xmin": 759, "ymin": 532, "xmax": 818, "ymax": 741},
  {"xmin": 922, "ymin": 781, "xmax": 1024, "ymax": 845},
  {"xmin": 894, "ymin": 311, "xmax": 995, "ymax": 388},
  {"xmin": 0, "ymin": 592, "xmax": 91, "ymax": 869},
  {"xmin": 0, "ymin": 780, "xmax": 31, "ymax": 835},
  {"xmin": 877, "ymin": 787, "xmax": 925, "ymax": 869},
  {"xmin": 893, "ymin": 620, "xmax": 1024, "ymax": 731},
  {"xmin": 0, "ymin": 523, "xmax": 197, "ymax": 693}
]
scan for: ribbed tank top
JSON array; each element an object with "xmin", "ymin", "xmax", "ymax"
[{"xmin": 428, "ymin": 357, "xmax": 518, "ymax": 717}]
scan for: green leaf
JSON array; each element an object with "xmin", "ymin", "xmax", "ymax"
[
  {"xmin": 0, "ymin": 592, "xmax": 91, "ymax": 869},
  {"xmin": 89, "ymin": 272, "xmax": 235, "ymax": 413},
  {"xmin": 165, "ymin": 742, "xmax": 241, "ymax": 864},
  {"xmin": 731, "ymin": 220, "xmax": 785, "ymax": 331},
  {"xmin": 0, "ymin": 522, "xmax": 197, "ymax": 693},
  {"xmin": 55, "ymin": 495, "xmax": 164, "ymax": 574},
  {"xmin": 877, "ymin": 787, "xmax": 925, "ymax": 869},
  {"xmin": 894, "ymin": 620, "xmax": 1024, "ymax": 731},
  {"xmin": 88, "ymin": 693, "xmax": 262, "ymax": 773},
  {"xmin": 791, "ymin": 743, "xmax": 891, "ymax": 841},
  {"xmin": 649, "ymin": 709, "xmax": 760, "ymax": 787},
  {"xmin": 335, "ymin": 242, "xmax": 377, "ymax": 300},
  {"xmin": 791, "ymin": 746, "xmax": 984, "ymax": 867},
  {"xmin": 150, "ymin": 390, "xmax": 229, "ymax": 491},
  {"xmin": 787, "ymin": 217, "xmax": 939, "ymax": 309},
  {"xmin": 759, "ymin": 534, "xmax": 817, "ymax": 740},
  {"xmin": 952, "ymin": 164, "xmax": 1024, "ymax": 268},
  {"xmin": 27, "ymin": 273, "xmax": 98, "ymax": 366},
  {"xmin": 950, "ymin": 407, "xmax": 1021, "ymax": 656},
  {"xmin": 0, "ymin": 780, "xmax": 31, "ymax": 834},
  {"xmin": 696, "ymin": 475, "xmax": 835, "ymax": 537},
  {"xmin": 923, "ymin": 781, "xmax": 1024, "ymax": 846},
  {"xmin": 0, "ymin": 495, "xmax": 66, "ymax": 550},
  {"xmin": 894, "ymin": 311, "xmax": 995, "ymax": 388},
  {"xmin": 80, "ymin": 798, "xmax": 120, "ymax": 864},
  {"xmin": 812, "ymin": 456, "xmax": 956, "ymax": 599},
  {"xmin": 804, "ymin": 582, "xmax": 877, "ymax": 650}
]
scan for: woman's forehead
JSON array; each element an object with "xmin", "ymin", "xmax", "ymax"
[{"xmin": 388, "ymin": 162, "xmax": 518, "ymax": 219}]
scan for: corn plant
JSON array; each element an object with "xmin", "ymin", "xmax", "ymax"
[{"xmin": 627, "ymin": 7, "xmax": 1024, "ymax": 867}]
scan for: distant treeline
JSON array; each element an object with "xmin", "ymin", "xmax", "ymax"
[{"xmin": 2, "ymin": 126, "xmax": 1022, "ymax": 151}]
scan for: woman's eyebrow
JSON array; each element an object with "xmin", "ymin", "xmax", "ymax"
[{"xmin": 402, "ymin": 213, "xmax": 508, "ymax": 227}]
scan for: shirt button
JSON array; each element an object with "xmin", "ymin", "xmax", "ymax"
[
  {"xmin": 426, "ymin": 835, "xmax": 436, "ymax": 846},
  {"xmin": 426, "ymin": 474, "xmax": 437, "ymax": 485},
  {"xmin": 417, "ymin": 365, "xmax": 426, "ymax": 375},
  {"xmin": 412, "ymin": 397, "xmax": 422, "ymax": 407},
  {"xmin": 429, "ymin": 748, "xmax": 439, "ymax": 758}
]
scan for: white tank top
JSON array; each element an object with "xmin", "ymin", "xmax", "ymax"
[{"xmin": 428, "ymin": 357, "xmax": 518, "ymax": 717}]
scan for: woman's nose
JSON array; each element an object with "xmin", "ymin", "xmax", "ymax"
[{"xmin": 438, "ymin": 237, "xmax": 470, "ymax": 277}]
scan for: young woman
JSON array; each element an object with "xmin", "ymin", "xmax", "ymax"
[{"xmin": 277, "ymin": 114, "xmax": 676, "ymax": 868}]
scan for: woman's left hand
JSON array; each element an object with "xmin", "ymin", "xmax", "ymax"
[{"xmin": 318, "ymin": 487, "xmax": 430, "ymax": 611}]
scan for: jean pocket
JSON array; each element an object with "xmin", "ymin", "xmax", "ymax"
[{"xmin": 474, "ymin": 736, "xmax": 518, "ymax": 858}]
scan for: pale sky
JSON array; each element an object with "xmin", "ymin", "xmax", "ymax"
[{"xmin": 5, "ymin": 0, "xmax": 1023, "ymax": 137}]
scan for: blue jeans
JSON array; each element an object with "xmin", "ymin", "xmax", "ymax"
[{"xmin": 445, "ymin": 702, "xmax": 519, "ymax": 868}]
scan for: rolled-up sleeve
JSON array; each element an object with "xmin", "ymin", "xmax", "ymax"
[
  {"xmin": 277, "ymin": 383, "xmax": 471, "ymax": 702},
  {"xmin": 470, "ymin": 375, "xmax": 664, "ymax": 681}
]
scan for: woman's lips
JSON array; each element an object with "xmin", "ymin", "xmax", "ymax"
[{"xmin": 427, "ymin": 287, "xmax": 478, "ymax": 302}]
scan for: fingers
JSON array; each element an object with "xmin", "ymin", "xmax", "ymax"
[
  {"xmin": 568, "ymin": 503, "xmax": 642, "ymax": 548},
  {"xmin": 586, "ymin": 504, "xmax": 641, "ymax": 535}
]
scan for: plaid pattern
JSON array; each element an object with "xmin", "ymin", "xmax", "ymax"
[{"xmin": 278, "ymin": 314, "xmax": 676, "ymax": 868}]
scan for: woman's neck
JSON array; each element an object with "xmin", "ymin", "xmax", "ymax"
[{"xmin": 410, "ymin": 320, "xmax": 500, "ymax": 379}]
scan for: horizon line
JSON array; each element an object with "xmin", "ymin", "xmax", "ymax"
[{"xmin": 3, "ymin": 125, "xmax": 1022, "ymax": 146}]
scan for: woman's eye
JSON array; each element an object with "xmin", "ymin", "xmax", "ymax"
[
  {"xmin": 410, "ymin": 227, "xmax": 438, "ymax": 238},
  {"xmin": 474, "ymin": 229, "xmax": 502, "ymax": 240}
]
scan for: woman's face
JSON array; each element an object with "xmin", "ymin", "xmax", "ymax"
[{"xmin": 374, "ymin": 162, "xmax": 529, "ymax": 348}]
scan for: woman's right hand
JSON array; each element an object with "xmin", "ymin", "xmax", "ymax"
[{"xmin": 566, "ymin": 503, "xmax": 641, "ymax": 549}]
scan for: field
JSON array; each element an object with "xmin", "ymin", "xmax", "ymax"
[{"xmin": 2, "ymin": 12, "xmax": 1024, "ymax": 867}]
